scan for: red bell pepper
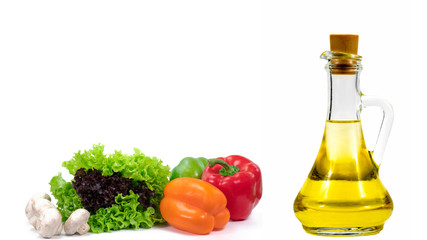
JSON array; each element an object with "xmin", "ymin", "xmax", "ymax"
[{"xmin": 201, "ymin": 155, "xmax": 262, "ymax": 221}]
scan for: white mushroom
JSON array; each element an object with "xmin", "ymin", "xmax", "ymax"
[
  {"xmin": 25, "ymin": 193, "xmax": 52, "ymax": 227},
  {"xmin": 64, "ymin": 209, "xmax": 90, "ymax": 235},
  {"xmin": 36, "ymin": 208, "xmax": 63, "ymax": 238},
  {"xmin": 25, "ymin": 193, "xmax": 63, "ymax": 238}
]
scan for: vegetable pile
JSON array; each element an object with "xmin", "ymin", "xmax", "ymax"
[
  {"xmin": 27, "ymin": 144, "xmax": 263, "ymax": 237},
  {"xmin": 49, "ymin": 144, "xmax": 170, "ymax": 233}
]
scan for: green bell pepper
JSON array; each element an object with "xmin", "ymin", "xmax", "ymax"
[{"xmin": 170, "ymin": 157, "xmax": 208, "ymax": 181}]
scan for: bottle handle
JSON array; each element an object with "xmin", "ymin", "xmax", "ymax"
[{"xmin": 361, "ymin": 95, "xmax": 394, "ymax": 167}]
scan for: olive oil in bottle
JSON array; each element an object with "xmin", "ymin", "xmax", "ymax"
[{"xmin": 294, "ymin": 35, "xmax": 394, "ymax": 236}]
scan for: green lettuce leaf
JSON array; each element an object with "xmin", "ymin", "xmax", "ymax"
[
  {"xmin": 88, "ymin": 191, "xmax": 162, "ymax": 233},
  {"xmin": 49, "ymin": 173, "xmax": 84, "ymax": 221}
]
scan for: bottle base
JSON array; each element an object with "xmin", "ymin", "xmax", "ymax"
[{"xmin": 303, "ymin": 225, "xmax": 383, "ymax": 236}]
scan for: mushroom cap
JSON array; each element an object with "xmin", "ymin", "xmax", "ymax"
[
  {"xmin": 64, "ymin": 209, "xmax": 90, "ymax": 235},
  {"xmin": 27, "ymin": 197, "xmax": 55, "ymax": 228},
  {"xmin": 36, "ymin": 208, "xmax": 63, "ymax": 238},
  {"xmin": 25, "ymin": 193, "xmax": 51, "ymax": 220}
]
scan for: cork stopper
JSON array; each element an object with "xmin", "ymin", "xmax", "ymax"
[
  {"xmin": 328, "ymin": 34, "xmax": 360, "ymax": 75},
  {"xmin": 330, "ymin": 34, "xmax": 359, "ymax": 55}
]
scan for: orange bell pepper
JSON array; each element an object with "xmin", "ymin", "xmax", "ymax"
[{"xmin": 160, "ymin": 177, "xmax": 230, "ymax": 235}]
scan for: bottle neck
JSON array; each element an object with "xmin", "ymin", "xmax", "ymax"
[{"xmin": 326, "ymin": 70, "xmax": 362, "ymax": 121}]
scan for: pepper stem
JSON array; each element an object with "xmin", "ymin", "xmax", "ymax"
[{"xmin": 207, "ymin": 159, "xmax": 240, "ymax": 177}]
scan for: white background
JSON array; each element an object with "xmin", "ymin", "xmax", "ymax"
[{"xmin": 0, "ymin": 0, "xmax": 424, "ymax": 239}]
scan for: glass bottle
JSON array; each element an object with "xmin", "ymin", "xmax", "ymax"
[{"xmin": 293, "ymin": 35, "xmax": 394, "ymax": 236}]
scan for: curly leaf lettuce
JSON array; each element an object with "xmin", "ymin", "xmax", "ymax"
[
  {"xmin": 49, "ymin": 173, "xmax": 84, "ymax": 221},
  {"xmin": 51, "ymin": 144, "xmax": 170, "ymax": 232},
  {"xmin": 88, "ymin": 191, "xmax": 163, "ymax": 233}
]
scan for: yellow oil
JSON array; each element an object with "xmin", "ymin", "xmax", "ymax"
[{"xmin": 294, "ymin": 120, "xmax": 393, "ymax": 236}]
